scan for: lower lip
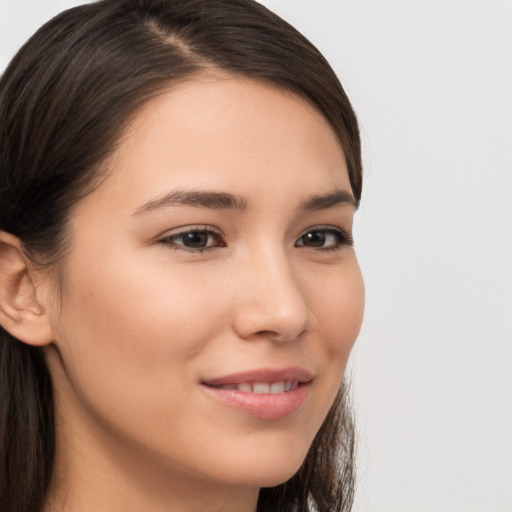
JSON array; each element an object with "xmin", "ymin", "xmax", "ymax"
[{"xmin": 202, "ymin": 383, "xmax": 310, "ymax": 421}]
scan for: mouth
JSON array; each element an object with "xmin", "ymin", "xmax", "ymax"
[
  {"xmin": 201, "ymin": 367, "xmax": 313, "ymax": 420},
  {"xmin": 206, "ymin": 380, "xmax": 301, "ymax": 394}
]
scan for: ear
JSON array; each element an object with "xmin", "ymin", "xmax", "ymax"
[{"xmin": 0, "ymin": 231, "xmax": 54, "ymax": 346}]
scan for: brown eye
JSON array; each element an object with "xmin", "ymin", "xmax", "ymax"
[
  {"xmin": 179, "ymin": 231, "xmax": 210, "ymax": 248},
  {"xmin": 299, "ymin": 231, "xmax": 327, "ymax": 247},
  {"xmin": 295, "ymin": 228, "xmax": 352, "ymax": 250},
  {"xmin": 160, "ymin": 228, "xmax": 226, "ymax": 252}
]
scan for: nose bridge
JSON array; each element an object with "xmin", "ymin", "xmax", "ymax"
[{"xmin": 233, "ymin": 242, "xmax": 314, "ymax": 341}]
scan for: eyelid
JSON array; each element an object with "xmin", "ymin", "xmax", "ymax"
[
  {"xmin": 295, "ymin": 225, "xmax": 353, "ymax": 248},
  {"xmin": 157, "ymin": 224, "xmax": 226, "ymax": 252},
  {"xmin": 155, "ymin": 224, "xmax": 352, "ymax": 253},
  {"xmin": 157, "ymin": 224, "xmax": 223, "ymax": 238}
]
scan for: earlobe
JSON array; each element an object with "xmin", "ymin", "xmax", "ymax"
[{"xmin": 0, "ymin": 231, "xmax": 54, "ymax": 346}]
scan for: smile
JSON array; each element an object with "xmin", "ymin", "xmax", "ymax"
[
  {"xmin": 208, "ymin": 381, "xmax": 300, "ymax": 393},
  {"xmin": 201, "ymin": 367, "xmax": 312, "ymax": 420}
]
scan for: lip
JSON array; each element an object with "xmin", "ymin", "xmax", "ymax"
[
  {"xmin": 202, "ymin": 367, "xmax": 313, "ymax": 386},
  {"xmin": 201, "ymin": 367, "xmax": 313, "ymax": 421}
]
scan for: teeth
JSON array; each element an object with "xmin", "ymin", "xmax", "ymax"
[
  {"xmin": 253, "ymin": 382, "xmax": 270, "ymax": 394},
  {"xmin": 270, "ymin": 382, "xmax": 285, "ymax": 394},
  {"xmin": 216, "ymin": 380, "xmax": 299, "ymax": 395},
  {"xmin": 214, "ymin": 381, "xmax": 299, "ymax": 393}
]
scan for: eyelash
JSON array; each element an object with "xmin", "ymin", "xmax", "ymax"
[
  {"xmin": 295, "ymin": 226, "xmax": 353, "ymax": 251},
  {"xmin": 158, "ymin": 225, "xmax": 353, "ymax": 253},
  {"xmin": 158, "ymin": 225, "xmax": 225, "ymax": 253}
]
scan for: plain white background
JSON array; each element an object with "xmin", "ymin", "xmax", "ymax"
[{"xmin": 1, "ymin": 1, "xmax": 511, "ymax": 511}]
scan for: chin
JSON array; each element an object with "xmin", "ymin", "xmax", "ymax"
[
  {"xmin": 209, "ymin": 446, "xmax": 308, "ymax": 489},
  {"xmin": 220, "ymin": 468, "xmax": 302, "ymax": 489},
  {"xmin": 253, "ymin": 466, "xmax": 303, "ymax": 488}
]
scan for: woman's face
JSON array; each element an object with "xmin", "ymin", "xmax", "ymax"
[{"xmin": 43, "ymin": 76, "xmax": 364, "ymax": 494}]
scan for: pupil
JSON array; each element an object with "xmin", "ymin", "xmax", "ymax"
[
  {"xmin": 304, "ymin": 232, "xmax": 325, "ymax": 246},
  {"xmin": 185, "ymin": 232, "xmax": 208, "ymax": 247}
]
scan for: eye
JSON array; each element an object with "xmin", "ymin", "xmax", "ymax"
[
  {"xmin": 295, "ymin": 227, "xmax": 353, "ymax": 250},
  {"xmin": 159, "ymin": 226, "xmax": 226, "ymax": 252}
]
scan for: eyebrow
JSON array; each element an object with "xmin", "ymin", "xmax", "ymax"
[
  {"xmin": 300, "ymin": 189, "xmax": 357, "ymax": 211},
  {"xmin": 133, "ymin": 187, "xmax": 356, "ymax": 216},
  {"xmin": 133, "ymin": 189, "xmax": 248, "ymax": 215}
]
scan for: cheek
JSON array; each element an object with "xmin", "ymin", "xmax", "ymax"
[
  {"xmin": 298, "ymin": 259, "xmax": 364, "ymax": 424},
  {"xmin": 51, "ymin": 251, "xmax": 231, "ymax": 414},
  {"xmin": 60, "ymin": 250, "xmax": 225, "ymax": 352},
  {"xmin": 49, "ymin": 252, "xmax": 241, "ymax": 475},
  {"xmin": 310, "ymin": 260, "xmax": 365, "ymax": 360}
]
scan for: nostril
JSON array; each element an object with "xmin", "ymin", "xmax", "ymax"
[
  {"xmin": 251, "ymin": 328, "xmax": 307, "ymax": 344},
  {"xmin": 254, "ymin": 330, "xmax": 278, "ymax": 337}
]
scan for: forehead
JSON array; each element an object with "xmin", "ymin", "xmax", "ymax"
[{"xmin": 83, "ymin": 75, "xmax": 351, "ymax": 214}]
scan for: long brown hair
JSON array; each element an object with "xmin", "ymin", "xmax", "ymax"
[{"xmin": 0, "ymin": 1, "xmax": 362, "ymax": 511}]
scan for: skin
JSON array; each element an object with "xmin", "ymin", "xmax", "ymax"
[{"xmin": 29, "ymin": 76, "xmax": 365, "ymax": 511}]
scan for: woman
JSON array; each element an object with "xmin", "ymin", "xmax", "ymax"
[{"xmin": 0, "ymin": 1, "xmax": 364, "ymax": 511}]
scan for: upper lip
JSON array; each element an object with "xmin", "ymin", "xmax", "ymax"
[{"xmin": 202, "ymin": 367, "xmax": 314, "ymax": 386}]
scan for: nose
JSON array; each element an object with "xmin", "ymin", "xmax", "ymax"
[{"xmin": 231, "ymin": 248, "xmax": 316, "ymax": 343}]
